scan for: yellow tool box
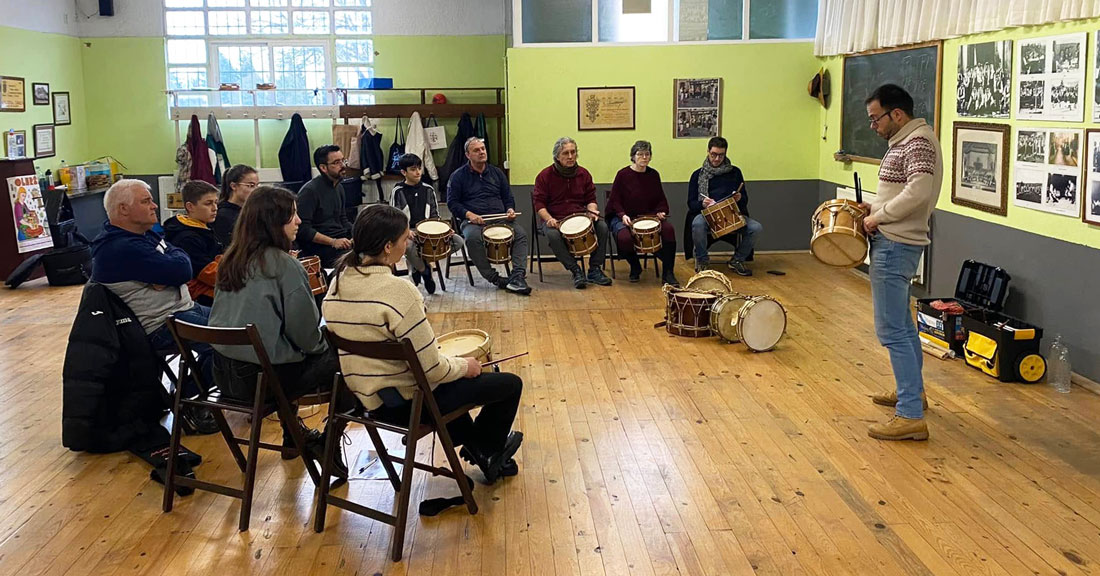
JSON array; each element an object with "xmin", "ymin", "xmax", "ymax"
[{"xmin": 962, "ymin": 310, "xmax": 1046, "ymax": 384}]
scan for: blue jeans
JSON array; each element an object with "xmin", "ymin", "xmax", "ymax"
[
  {"xmin": 691, "ymin": 214, "xmax": 761, "ymax": 264},
  {"xmin": 148, "ymin": 304, "xmax": 212, "ymax": 397},
  {"xmin": 869, "ymin": 235, "xmax": 925, "ymax": 419}
]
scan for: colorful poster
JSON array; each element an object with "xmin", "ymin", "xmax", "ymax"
[{"xmin": 7, "ymin": 175, "xmax": 52, "ymax": 253}]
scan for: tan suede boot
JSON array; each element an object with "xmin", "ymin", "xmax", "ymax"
[
  {"xmin": 871, "ymin": 390, "xmax": 928, "ymax": 409},
  {"xmin": 868, "ymin": 416, "xmax": 928, "ymax": 441}
]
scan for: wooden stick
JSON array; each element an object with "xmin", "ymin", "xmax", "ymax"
[
  {"xmin": 481, "ymin": 351, "xmax": 529, "ymax": 367},
  {"xmin": 480, "ymin": 212, "xmax": 523, "ymax": 221}
]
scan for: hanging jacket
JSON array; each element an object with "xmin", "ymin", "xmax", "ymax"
[
  {"xmin": 278, "ymin": 113, "xmax": 312, "ymax": 184},
  {"xmin": 206, "ymin": 113, "xmax": 230, "ymax": 185},
  {"xmin": 405, "ymin": 111, "xmax": 438, "ymax": 183},
  {"xmin": 440, "ymin": 113, "xmax": 475, "ymax": 186},
  {"xmin": 62, "ymin": 283, "xmax": 170, "ymax": 453},
  {"xmin": 475, "ymin": 113, "xmax": 490, "ymax": 162},
  {"xmin": 359, "ymin": 117, "xmax": 385, "ymax": 180},
  {"xmin": 186, "ymin": 115, "xmax": 216, "ymax": 186}
]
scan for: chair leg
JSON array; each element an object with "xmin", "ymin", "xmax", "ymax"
[
  {"xmin": 391, "ymin": 398, "xmax": 423, "ymax": 562},
  {"xmin": 366, "ymin": 426, "xmax": 402, "ymax": 492},
  {"xmin": 215, "ymin": 408, "xmax": 247, "ymax": 473},
  {"xmin": 445, "ymin": 251, "xmax": 453, "ymax": 280},
  {"xmin": 462, "ymin": 247, "xmax": 475, "ymax": 286},
  {"xmin": 240, "ymin": 386, "xmax": 266, "ymax": 531},
  {"xmin": 434, "ymin": 426, "xmax": 478, "ymax": 515},
  {"xmin": 274, "ymin": 385, "xmax": 322, "ymax": 486},
  {"xmin": 312, "ymin": 415, "xmax": 340, "ymax": 533},
  {"xmin": 435, "ymin": 261, "xmax": 447, "ymax": 292},
  {"xmin": 162, "ymin": 390, "xmax": 187, "ymax": 513}
]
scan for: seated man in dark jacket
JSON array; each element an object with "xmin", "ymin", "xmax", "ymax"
[
  {"xmin": 687, "ymin": 136, "xmax": 763, "ymax": 276},
  {"xmin": 296, "ymin": 145, "xmax": 354, "ymax": 267},
  {"xmin": 90, "ymin": 179, "xmax": 217, "ymax": 434},
  {"xmin": 163, "ymin": 180, "xmax": 223, "ymax": 306}
]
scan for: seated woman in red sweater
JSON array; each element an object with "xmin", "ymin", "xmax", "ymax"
[{"xmin": 607, "ymin": 141, "xmax": 679, "ymax": 285}]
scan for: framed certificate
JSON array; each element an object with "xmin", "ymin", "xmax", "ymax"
[{"xmin": 577, "ymin": 86, "xmax": 635, "ymax": 131}]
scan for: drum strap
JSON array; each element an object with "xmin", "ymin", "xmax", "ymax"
[{"xmin": 376, "ymin": 386, "xmax": 408, "ymax": 408}]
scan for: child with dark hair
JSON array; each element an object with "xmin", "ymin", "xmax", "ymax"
[
  {"xmin": 163, "ymin": 180, "xmax": 223, "ymax": 305},
  {"xmin": 212, "ymin": 164, "xmax": 258, "ymax": 246},
  {"xmin": 391, "ymin": 152, "xmax": 464, "ymax": 295}
]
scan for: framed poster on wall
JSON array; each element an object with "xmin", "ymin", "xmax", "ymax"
[
  {"xmin": 577, "ymin": 86, "xmax": 635, "ymax": 131},
  {"xmin": 1016, "ymin": 32, "xmax": 1086, "ymax": 122},
  {"xmin": 1014, "ymin": 127, "xmax": 1082, "ymax": 217},
  {"xmin": 0, "ymin": 76, "xmax": 25, "ymax": 112},
  {"xmin": 1083, "ymin": 129, "xmax": 1100, "ymax": 225},
  {"xmin": 952, "ymin": 122, "xmax": 1009, "ymax": 215},
  {"xmin": 673, "ymin": 78, "xmax": 721, "ymax": 139}
]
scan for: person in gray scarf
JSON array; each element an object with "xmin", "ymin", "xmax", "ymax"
[{"xmin": 687, "ymin": 136, "xmax": 762, "ymax": 276}]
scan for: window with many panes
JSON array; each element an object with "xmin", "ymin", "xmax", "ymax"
[{"xmin": 164, "ymin": 0, "xmax": 374, "ymax": 106}]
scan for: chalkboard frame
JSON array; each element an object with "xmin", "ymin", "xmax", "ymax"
[{"xmin": 841, "ymin": 40, "xmax": 944, "ymax": 165}]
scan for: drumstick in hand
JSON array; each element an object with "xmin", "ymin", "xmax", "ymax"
[{"xmin": 481, "ymin": 351, "xmax": 529, "ymax": 368}]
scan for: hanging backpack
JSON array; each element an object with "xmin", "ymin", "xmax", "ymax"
[{"xmin": 386, "ymin": 117, "xmax": 406, "ymax": 175}]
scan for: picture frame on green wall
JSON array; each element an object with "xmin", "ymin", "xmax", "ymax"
[
  {"xmin": 577, "ymin": 86, "xmax": 636, "ymax": 131},
  {"xmin": 52, "ymin": 92, "xmax": 71, "ymax": 126},
  {"xmin": 0, "ymin": 76, "xmax": 25, "ymax": 113},
  {"xmin": 673, "ymin": 78, "xmax": 721, "ymax": 139},
  {"xmin": 31, "ymin": 83, "xmax": 50, "ymax": 106},
  {"xmin": 32, "ymin": 124, "xmax": 55, "ymax": 159},
  {"xmin": 1083, "ymin": 129, "xmax": 1100, "ymax": 225},
  {"xmin": 952, "ymin": 122, "xmax": 1009, "ymax": 216}
]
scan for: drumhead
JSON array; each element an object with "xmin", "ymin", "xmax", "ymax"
[
  {"xmin": 685, "ymin": 270, "xmax": 732, "ymax": 294},
  {"xmin": 633, "ymin": 219, "xmax": 660, "ymax": 231},
  {"xmin": 810, "ymin": 232, "xmax": 868, "ymax": 268},
  {"xmin": 559, "ymin": 215, "xmax": 591, "ymax": 235},
  {"xmin": 417, "ymin": 220, "xmax": 452, "ymax": 235},
  {"xmin": 673, "ymin": 291, "xmax": 716, "ymax": 300},
  {"xmin": 738, "ymin": 297, "xmax": 786, "ymax": 352},
  {"xmin": 437, "ymin": 329, "xmax": 491, "ymax": 359},
  {"xmin": 483, "ymin": 225, "xmax": 514, "ymax": 240}
]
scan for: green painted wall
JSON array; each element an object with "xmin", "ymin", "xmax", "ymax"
[
  {"xmin": 817, "ymin": 18, "xmax": 1100, "ymax": 250},
  {"xmin": 78, "ymin": 35, "xmax": 506, "ymax": 176},
  {"xmin": 506, "ymin": 42, "xmax": 821, "ymax": 185},
  {"xmin": 0, "ymin": 26, "xmax": 89, "ymax": 174}
]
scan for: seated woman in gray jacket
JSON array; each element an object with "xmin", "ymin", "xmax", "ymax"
[{"xmin": 209, "ymin": 185, "xmax": 359, "ymax": 478}]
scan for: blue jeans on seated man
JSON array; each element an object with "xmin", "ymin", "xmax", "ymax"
[
  {"xmin": 690, "ymin": 214, "xmax": 761, "ymax": 265},
  {"xmin": 148, "ymin": 303, "xmax": 213, "ymax": 398},
  {"xmin": 869, "ymin": 234, "xmax": 925, "ymax": 419}
]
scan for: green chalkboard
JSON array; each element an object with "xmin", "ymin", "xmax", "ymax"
[{"xmin": 841, "ymin": 42, "xmax": 942, "ymax": 163}]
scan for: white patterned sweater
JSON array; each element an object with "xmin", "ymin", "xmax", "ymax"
[{"xmin": 873, "ymin": 118, "xmax": 943, "ymax": 246}]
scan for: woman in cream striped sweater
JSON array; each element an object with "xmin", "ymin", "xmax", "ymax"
[{"xmin": 322, "ymin": 205, "xmax": 523, "ymax": 484}]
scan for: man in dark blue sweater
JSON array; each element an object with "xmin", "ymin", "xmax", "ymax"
[
  {"xmin": 687, "ymin": 136, "xmax": 763, "ymax": 276},
  {"xmin": 91, "ymin": 179, "xmax": 217, "ymax": 434},
  {"xmin": 447, "ymin": 137, "xmax": 531, "ymax": 295},
  {"xmin": 296, "ymin": 145, "xmax": 354, "ymax": 267}
]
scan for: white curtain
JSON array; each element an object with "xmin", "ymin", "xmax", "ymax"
[{"xmin": 815, "ymin": 0, "xmax": 1100, "ymax": 56}]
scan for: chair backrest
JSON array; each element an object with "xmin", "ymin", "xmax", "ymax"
[
  {"xmin": 322, "ymin": 326, "xmax": 435, "ymax": 397},
  {"xmin": 166, "ymin": 318, "xmax": 279, "ymax": 395}
]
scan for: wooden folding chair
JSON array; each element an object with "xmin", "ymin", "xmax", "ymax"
[
  {"xmin": 313, "ymin": 327, "xmax": 477, "ymax": 561},
  {"xmin": 162, "ymin": 318, "xmax": 322, "ymax": 531}
]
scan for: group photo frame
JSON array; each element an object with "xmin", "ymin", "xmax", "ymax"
[
  {"xmin": 952, "ymin": 122, "xmax": 1010, "ymax": 216},
  {"xmin": 1083, "ymin": 129, "xmax": 1100, "ymax": 225},
  {"xmin": 957, "ymin": 40, "xmax": 1012, "ymax": 118},
  {"xmin": 673, "ymin": 78, "xmax": 721, "ymax": 139}
]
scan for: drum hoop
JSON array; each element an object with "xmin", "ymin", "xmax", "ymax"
[
  {"xmin": 416, "ymin": 219, "xmax": 453, "ymax": 237},
  {"xmin": 560, "ymin": 214, "xmax": 593, "ymax": 235},
  {"xmin": 736, "ymin": 296, "xmax": 788, "ymax": 350},
  {"xmin": 483, "ymin": 224, "xmax": 514, "ymax": 240},
  {"xmin": 437, "ymin": 329, "xmax": 492, "ymax": 357}
]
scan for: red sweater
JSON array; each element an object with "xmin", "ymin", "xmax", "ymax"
[
  {"xmin": 606, "ymin": 166, "xmax": 670, "ymax": 218},
  {"xmin": 533, "ymin": 165, "xmax": 596, "ymax": 220}
]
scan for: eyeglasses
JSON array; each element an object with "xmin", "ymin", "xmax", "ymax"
[
  {"xmin": 869, "ymin": 109, "xmax": 894, "ymax": 126},
  {"xmin": 327, "ymin": 159, "xmax": 348, "ymax": 167}
]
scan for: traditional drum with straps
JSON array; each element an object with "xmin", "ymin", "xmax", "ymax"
[
  {"xmin": 298, "ymin": 255, "xmax": 328, "ymax": 296},
  {"xmin": 663, "ymin": 287, "xmax": 717, "ymax": 338},
  {"xmin": 414, "ymin": 218, "xmax": 455, "ymax": 263},
  {"xmin": 482, "ymin": 223, "xmax": 514, "ymax": 264},
  {"xmin": 709, "ymin": 292, "xmax": 752, "ymax": 343},
  {"xmin": 559, "ymin": 213, "xmax": 597, "ymax": 257},
  {"xmin": 684, "ymin": 269, "xmax": 733, "ymax": 294},
  {"xmin": 436, "ymin": 329, "xmax": 493, "ymax": 363},
  {"xmin": 630, "ymin": 216, "xmax": 663, "ymax": 254},
  {"xmin": 701, "ymin": 195, "xmax": 746, "ymax": 238},
  {"xmin": 736, "ymin": 295, "xmax": 787, "ymax": 352},
  {"xmin": 810, "ymin": 199, "xmax": 868, "ymax": 268}
]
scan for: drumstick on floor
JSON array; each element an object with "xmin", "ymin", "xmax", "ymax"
[{"xmin": 480, "ymin": 351, "xmax": 529, "ymax": 367}]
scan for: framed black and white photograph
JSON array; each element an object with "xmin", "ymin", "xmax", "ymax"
[
  {"xmin": 1045, "ymin": 173, "xmax": 1080, "ymax": 217},
  {"xmin": 52, "ymin": 91, "xmax": 71, "ymax": 126},
  {"xmin": 32, "ymin": 124, "xmax": 55, "ymax": 159},
  {"xmin": 1014, "ymin": 127, "xmax": 1083, "ymax": 216},
  {"xmin": 957, "ymin": 40, "xmax": 1012, "ymax": 118},
  {"xmin": 1016, "ymin": 32, "xmax": 1087, "ymax": 121},
  {"xmin": 31, "ymin": 83, "xmax": 49, "ymax": 106},
  {"xmin": 1081, "ymin": 129, "xmax": 1100, "ymax": 224},
  {"xmin": 952, "ymin": 122, "xmax": 1009, "ymax": 215},
  {"xmin": 1015, "ymin": 169, "xmax": 1045, "ymax": 207},
  {"xmin": 1017, "ymin": 129, "xmax": 1046, "ymax": 163},
  {"xmin": 673, "ymin": 78, "xmax": 721, "ymax": 139}
]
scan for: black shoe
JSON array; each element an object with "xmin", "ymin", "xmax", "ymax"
[
  {"xmin": 505, "ymin": 273, "xmax": 532, "ymax": 295},
  {"xmin": 133, "ymin": 444, "xmax": 203, "ymax": 468},
  {"xmin": 150, "ymin": 460, "xmax": 195, "ymax": 496},
  {"xmin": 179, "ymin": 404, "xmax": 219, "ymax": 436},
  {"xmin": 662, "ymin": 271, "xmax": 680, "ymax": 287},
  {"xmin": 282, "ymin": 421, "xmax": 323, "ymax": 460},
  {"xmin": 587, "ymin": 267, "xmax": 612, "ymax": 286},
  {"xmin": 411, "ymin": 269, "xmax": 422, "ymax": 286},
  {"xmin": 572, "ymin": 270, "xmax": 587, "ymax": 289},
  {"xmin": 460, "ymin": 446, "xmax": 518, "ymax": 477},
  {"xmin": 422, "ymin": 270, "xmax": 437, "ymax": 295},
  {"xmin": 305, "ymin": 429, "xmax": 348, "ymax": 479},
  {"xmin": 628, "ymin": 265, "xmax": 642, "ymax": 283},
  {"xmin": 728, "ymin": 259, "xmax": 753, "ymax": 276},
  {"xmin": 462, "ymin": 432, "xmax": 523, "ymax": 484}
]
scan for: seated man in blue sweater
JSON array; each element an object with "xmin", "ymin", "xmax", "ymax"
[
  {"xmin": 688, "ymin": 136, "xmax": 763, "ymax": 276},
  {"xmin": 296, "ymin": 145, "xmax": 354, "ymax": 268},
  {"xmin": 91, "ymin": 179, "xmax": 217, "ymax": 435},
  {"xmin": 447, "ymin": 137, "xmax": 531, "ymax": 295}
]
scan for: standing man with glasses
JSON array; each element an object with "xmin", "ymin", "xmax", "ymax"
[
  {"xmin": 297, "ymin": 145, "xmax": 354, "ymax": 267},
  {"xmin": 861, "ymin": 84, "xmax": 942, "ymax": 441}
]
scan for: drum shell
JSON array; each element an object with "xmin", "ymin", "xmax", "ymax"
[
  {"xmin": 415, "ymin": 218, "xmax": 455, "ymax": 263},
  {"xmin": 709, "ymin": 293, "xmax": 751, "ymax": 342},
  {"xmin": 436, "ymin": 329, "xmax": 493, "ymax": 363},
  {"xmin": 701, "ymin": 196, "xmax": 746, "ymax": 238},
  {"xmin": 665, "ymin": 290, "xmax": 717, "ymax": 338},
  {"xmin": 482, "ymin": 224, "xmax": 514, "ymax": 265},
  {"xmin": 299, "ymin": 256, "xmax": 328, "ymax": 296},
  {"xmin": 810, "ymin": 199, "xmax": 868, "ymax": 268},
  {"xmin": 559, "ymin": 214, "xmax": 597, "ymax": 257},
  {"xmin": 630, "ymin": 217, "xmax": 663, "ymax": 254}
]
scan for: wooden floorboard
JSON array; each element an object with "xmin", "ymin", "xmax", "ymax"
[{"xmin": 0, "ymin": 254, "xmax": 1097, "ymax": 575}]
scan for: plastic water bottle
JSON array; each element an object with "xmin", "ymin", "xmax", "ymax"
[{"xmin": 1049, "ymin": 334, "xmax": 1071, "ymax": 394}]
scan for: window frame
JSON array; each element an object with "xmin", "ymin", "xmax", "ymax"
[{"xmin": 512, "ymin": 0, "xmax": 815, "ymax": 47}]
